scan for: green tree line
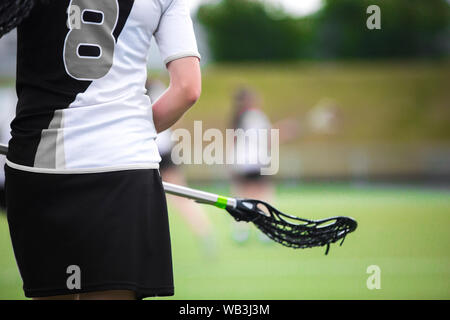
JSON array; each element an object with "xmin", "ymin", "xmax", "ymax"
[{"xmin": 197, "ymin": 0, "xmax": 450, "ymax": 61}]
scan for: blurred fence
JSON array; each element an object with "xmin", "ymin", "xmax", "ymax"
[{"xmin": 178, "ymin": 142, "xmax": 450, "ymax": 183}]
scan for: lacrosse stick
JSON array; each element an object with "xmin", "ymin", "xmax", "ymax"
[{"xmin": 0, "ymin": 143, "xmax": 357, "ymax": 253}]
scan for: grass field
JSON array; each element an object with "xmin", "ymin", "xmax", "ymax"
[{"xmin": 0, "ymin": 183, "xmax": 449, "ymax": 300}]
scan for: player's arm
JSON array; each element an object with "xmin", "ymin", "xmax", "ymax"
[{"xmin": 152, "ymin": 56, "xmax": 201, "ymax": 133}]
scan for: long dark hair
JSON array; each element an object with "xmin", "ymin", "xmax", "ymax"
[{"xmin": 231, "ymin": 87, "xmax": 259, "ymax": 129}]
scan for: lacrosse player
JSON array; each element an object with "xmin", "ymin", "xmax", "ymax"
[
  {"xmin": 230, "ymin": 87, "xmax": 275, "ymax": 243},
  {"xmin": 229, "ymin": 87, "xmax": 301, "ymax": 243},
  {"xmin": 3, "ymin": 0, "xmax": 201, "ymax": 300}
]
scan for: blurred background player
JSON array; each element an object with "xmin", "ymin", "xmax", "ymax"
[
  {"xmin": 229, "ymin": 87, "xmax": 300, "ymax": 243},
  {"xmin": 147, "ymin": 79, "xmax": 216, "ymax": 257}
]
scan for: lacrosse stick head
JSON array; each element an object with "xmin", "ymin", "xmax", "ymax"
[
  {"xmin": 227, "ymin": 199, "xmax": 357, "ymax": 254},
  {"xmin": 0, "ymin": 0, "xmax": 36, "ymax": 39}
]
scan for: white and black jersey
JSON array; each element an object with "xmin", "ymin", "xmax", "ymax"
[
  {"xmin": 7, "ymin": 0, "xmax": 200, "ymax": 173},
  {"xmin": 233, "ymin": 107, "xmax": 272, "ymax": 176}
]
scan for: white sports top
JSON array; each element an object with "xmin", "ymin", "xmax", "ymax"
[
  {"xmin": 233, "ymin": 108, "xmax": 272, "ymax": 174},
  {"xmin": 8, "ymin": 0, "xmax": 200, "ymax": 174}
]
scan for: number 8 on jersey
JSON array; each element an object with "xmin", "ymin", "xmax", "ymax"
[{"xmin": 63, "ymin": 0, "xmax": 118, "ymax": 80}]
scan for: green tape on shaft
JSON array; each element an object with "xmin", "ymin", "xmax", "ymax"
[{"xmin": 215, "ymin": 196, "xmax": 228, "ymax": 209}]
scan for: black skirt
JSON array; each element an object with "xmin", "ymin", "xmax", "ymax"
[{"xmin": 5, "ymin": 165, "xmax": 173, "ymax": 299}]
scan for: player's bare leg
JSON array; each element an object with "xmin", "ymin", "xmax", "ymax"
[
  {"xmin": 231, "ymin": 180, "xmax": 275, "ymax": 243},
  {"xmin": 163, "ymin": 167, "xmax": 213, "ymax": 237},
  {"xmin": 162, "ymin": 166, "xmax": 216, "ymax": 256}
]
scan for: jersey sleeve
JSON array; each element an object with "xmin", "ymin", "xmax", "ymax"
[{"xmin": 154, "ymin": 0, "xmax": 201, "ymax": 66}]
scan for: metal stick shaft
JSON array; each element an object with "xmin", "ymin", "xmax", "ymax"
[
  {"xmin": 0, "ymin": 144, "xmax": 7, "ymax": 156},
  {"xmin": 0, "ymin": 143, "xmax": 236, "ymax": 208},
  {"xmin": 163, "ymin": 181, "xmax": 236, "ymax": 208}
]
